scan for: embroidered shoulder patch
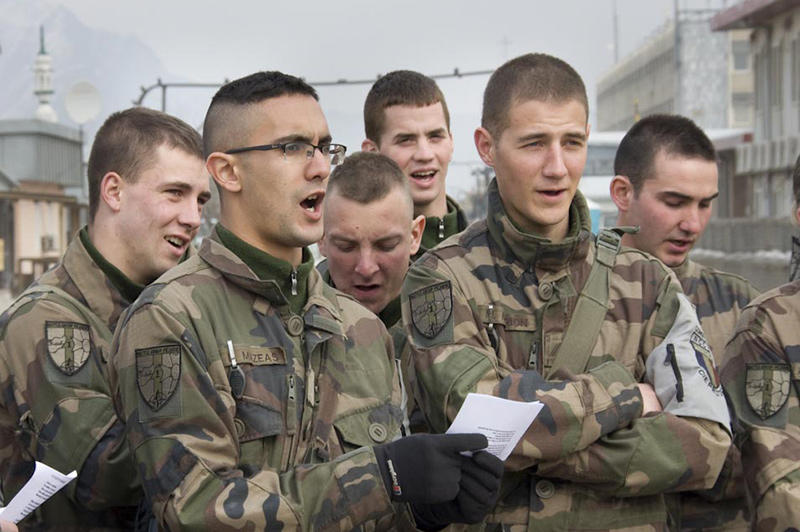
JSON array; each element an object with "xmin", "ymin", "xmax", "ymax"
[
  {"xmin": 136, "ymin": 344, "xmax": 181, "ymax": 411},
  {"xmin": 409, "ymin": 281, "xmax": 453, "ymax": 339},
  {"xmin": 745, "ymin": 363, "xmax": 791, "ymax": 420},
  {"xmin": 690, "ymin": 327, "xmax": 721, "ymax": 390},
  {"xmin": 45, "ymin": 321, "xmax": 92, "ymax": 376}
]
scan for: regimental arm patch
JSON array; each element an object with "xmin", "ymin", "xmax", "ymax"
[
  {"xmin": 690, "ymin": 326, "xmax": 721, "ymax": 390},
  {"xmin": 745, "ymin": 363, "xmax": 791, "ymax": 420},
  {"xmin": 409, "ymin": 281, "xmax": 453, "ymax": 342},
  {"xmin": 45, "ymin": 321, "xmax": 92, "ymax": 376},
  {"xmin": 136, "ymin": 344, "xmax": 181, "ymax": 412}
]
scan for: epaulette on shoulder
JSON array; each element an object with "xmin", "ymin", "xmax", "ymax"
[
  {"xmin": 326, "ymin": 285, "xmax": 383, "ymax": 325},
  {"xmin": 615, "ymin": 245, "xmax": 673, "ymax": 276},
  {"xmin": 747, "ymin": 280, "xmax": 800, "ymax": 308},
  {"xmin": 455, "ymin": 219, "xmax": 487, "ymax": 247},
  {"xmin": 152, "ymin": 253, "xmax": 207, "ymax": 285},
  {"xmin": 697, "ymin": 263, "xmax": 754, "ymax": 287}
]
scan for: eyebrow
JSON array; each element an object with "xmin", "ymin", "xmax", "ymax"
[
  {"xmin": 330, "ymin": 233, "xmax": 404, "ymax": 245},
  {"xmin": 426, "ymin": 127, "xmax": 448, "ymax": 136},
  {"xmin": 273, "ymin": 132, "xmax": 333, "ymax": 144},
  {"xmin": 517, "ymin": 131, "xmax": 587, "ymax": 143},
  {"xmin": 657, "ymin": 190, "xmax": 719, "ymax": 202}
]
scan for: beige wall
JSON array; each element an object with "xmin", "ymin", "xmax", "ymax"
[{"xmin": 14, "ymin": 198, "xmax": 65, "ymax": 274}]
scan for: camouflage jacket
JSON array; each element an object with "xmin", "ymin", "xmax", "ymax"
[
  {"xmin": 111, "ymin": 229, "xmax": 408, "ymax": 531},
  {"xmin": 414, "ymin": 195, "xmax": 469, "ymax": 261},
  {"xmin": 0, "ymin": 229, "xmax": 140, "ymax": 531},
  {"xmin": 402, "ymin": 180, "xmax": 732, "ymax": 531},
  {"xmin": 317, "ymin": 260, "xmax": 424, "ymax": 434},
  {"xmin": 720, "ymin": 280, "xmax": 800, "ymax": 531},
  {"xmin": 674, "ymin": 259, "xmax": 758, "ymax": 367},
  {"xmin": 672, "ymin": 259, "xmax": 758, "ymax": 531}
]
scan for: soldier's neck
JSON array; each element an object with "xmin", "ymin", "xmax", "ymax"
[{"xmin": 82, "ymin": 226, "xmax": 144, "ymax": 303}]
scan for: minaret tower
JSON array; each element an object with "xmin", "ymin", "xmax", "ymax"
[{"xmin": 34, "ymin": 25, "xmax": 57, "ymax": 123}]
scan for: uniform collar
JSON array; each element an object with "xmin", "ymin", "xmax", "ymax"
[
  {"xmin": 417, "ymin": 195, "xmax": 469, "ymax": 256},
  {"xmin": 201, "ymin": 225, "xmax": 315, "ymax": 314},
  {"xmin": 79, "ymin": 227, "xmax": 144, "ymax": 303},
  {"xmin": 378, "ymin": 296, "xmax": 402, "ymax": 329},
  {"xmin": 671, "ymin": 258, "xmax": 699, "ymax": 281},
  {"xmin": 56, "ymin": 226, "xmax": 132, "ymax": 330},
  {"xmin": 485, "ymin": 178, "xmax": 592, "ymax": 271}
]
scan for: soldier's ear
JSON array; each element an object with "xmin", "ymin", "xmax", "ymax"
[
  {"xmin": 409, "ymin": 215, "xmax": 426, "ymax": 257},
  {"xmin": 206, "ymin": 152, "xmax": 242, "ymax": 194},
  {"xmin": 610, "ymin": 175, "xmax": 634, "ymax": 212},
  {"xmin": 318, "ymin": 232, "xmax": 329, "ymax": 257},
  {"xmin": 99, "ymin": 172, "xmax": 124, "ymax": 213},
  {"xmin": 474, "ymin": 127, "xmax": 495, "ymax": 167},
  {"xmin": 361, "ymin": 139, "xmax": 379, "ymax": 152}
]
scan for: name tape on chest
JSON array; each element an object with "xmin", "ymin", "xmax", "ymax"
[{"xmin": 219, "ymin": 345, "xmax": 287, "ymax": 366}]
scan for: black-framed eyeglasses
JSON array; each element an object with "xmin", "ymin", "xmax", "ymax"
[{"xmin": 225, "ymin": 141, "xmax": 347, "ymax": 165}]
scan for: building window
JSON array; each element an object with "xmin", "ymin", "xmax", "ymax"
[{"xmin": 733, "ymin": 39, "xmax": 750, "ymax": 71}]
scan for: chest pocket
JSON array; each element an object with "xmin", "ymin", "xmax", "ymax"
[
  {"xmin": 219, "ymin": 344, "xmax": 287, "ymax": 442},
  {"xmin": 477, "ymin": 304, "xmax": 538, "ymax": 370}
]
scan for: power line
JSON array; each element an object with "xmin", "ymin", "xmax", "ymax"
[{"xmin": 134, "ymin": 67, "xmax": 495, "ymax": 110}]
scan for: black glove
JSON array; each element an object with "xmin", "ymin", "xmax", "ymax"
[
  {"xmin": 373, "ymin": 433, "xmax": 488, "ymax": 503},
  {"xmin": 410, "ymin": 451, "xmax": 504, "ymax": 530}
]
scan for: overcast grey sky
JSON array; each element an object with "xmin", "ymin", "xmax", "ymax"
[{"xmin": 20, "ymin": 0, "xmax": 732, "ymax": 194}]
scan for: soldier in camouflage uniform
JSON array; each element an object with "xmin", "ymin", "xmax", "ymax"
[
  {"xmin": 720, "ymin": 282, "xmax": 800, "ymax": 530},
  {"xmin": 402, "ymin": 53, "xmax": 733, "ymax": 531},
  {"xmin": 318, "ymin": 152, "xmax": 426, "ymax": 433},
  {"xmin": 362, "ymin": 70, "xmax": 469, "ymax": 259},
  {"xmin": 111, "ymin": 71, "xmax": 504, "ymax": 530},
  {"xmin": 611, "ymin": 114, "xmax": 759, "ymax": 530},
  {"xmin": 0, "ymin": 107, "xmax": 210, "ymax": 530}
]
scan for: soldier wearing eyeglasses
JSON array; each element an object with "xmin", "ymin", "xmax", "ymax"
[{"xmin": 110, "ymin": 71, "xmax": 504, "ymax": 530}]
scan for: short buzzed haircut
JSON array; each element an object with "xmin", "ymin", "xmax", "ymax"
[
  {"xmin": 614, "ymin": 114, "xmax": 716, "ymax": 194},
  {"xmin": 326, "ymin": 152, "xmax": 412, "ymax": 215},
  {"xmin": 203, "ymin": 71, "xmax": 318, "ymax": 157},
  {"xmin": 481, "ymin": 53, "xmax": 588, "ymax": 137},
  {"xmin": 363, "ymin": 70, "xmax": 450, "ymax": 144},
  {"xmin": 87, "ymin": 107, "xmax": 202, "ymax": 221}
]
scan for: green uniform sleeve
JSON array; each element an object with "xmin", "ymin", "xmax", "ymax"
[
  {"xmin": 535, "ymin": 287, "xmax": 732, "ymax": 496},
  {"xmin": 720, "ymin": 295, "xmax": 800, "ymax": 530},
  {"xmin": 401, "ymin": 261, "xmax": 644, "ymax": 469},
  {"xmin": 112, "ymin": 300, "xmax": 400, "ymax": 531},
  {"xmin": 403, "ymin": 257, "xmax": 731, "ymax": 495},
  {"xmin": 0, "ymin": 297, "xmax": 138, "ymax": 510}
]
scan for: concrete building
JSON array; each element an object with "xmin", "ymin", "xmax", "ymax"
[
  {"xmin": 597, "ymin": 7, "xmax": 754, "ymax": 133},
  {"xmin": 713, "ymin": 0, "xmax": 800, "ymax": 219},
  {"xmin": 0, "ymin": 28, "xmax": 86, "ymax": 296}
]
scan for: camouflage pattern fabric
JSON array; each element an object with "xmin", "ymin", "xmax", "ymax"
[
  {"xmin": 0, "ymin": 230, "xmax": 140, "ymax": 530},
  {"xmin": 318, "ymin": 260, "xmax": 428, "ymax": 434},
  {"xmin": 672, "ymin": 259, "xmax": 758, "ymax": 531},
  {"xmin": 401, "ymin": 179, "xmax": 731, "ymax": 531},
  {"xmin": 112, "ymin": 228, "xmax": 410, "ymax": 530},
  {"xmin": 414, "ymin": 195, "xmax": 469, "ymax": 261},
  {"xmin": 720, "ymin": 280, "xmax": 800, "ymax": 530}
]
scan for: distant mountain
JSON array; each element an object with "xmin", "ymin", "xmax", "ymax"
[{"xmin": 0, "ymin": 0, "xmax": 188, "ymax": 148}]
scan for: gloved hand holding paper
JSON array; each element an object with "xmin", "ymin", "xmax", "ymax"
[
  {"xmin": 0, "ymin": 461, "xmax": 76, "ymax": 524},
  {"xmin": 446, "ymin": 393, "xmax": 544, "ymax": 460}
]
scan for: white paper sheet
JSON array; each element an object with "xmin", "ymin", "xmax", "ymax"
[
  {"xmin": 0, "ymin": 461, "xmax": 76, "ymax": 523},
  {"xmin": 446, "ymin": 393, "xmax": 544, "ymax": 461}
]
